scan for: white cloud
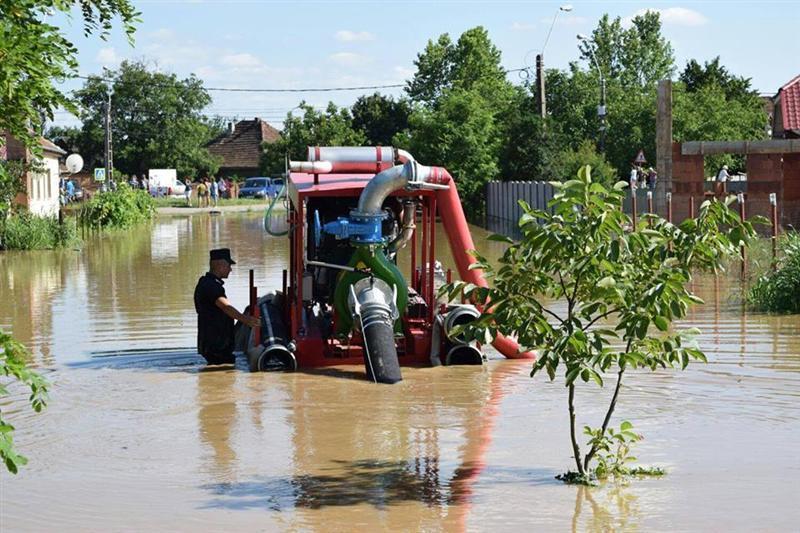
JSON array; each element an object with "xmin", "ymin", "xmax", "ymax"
[
  {"xmin": 393, "ymin": 66, "xmax": 414, "ymax": 80},
  {"xmin": 335, "ymin": 30, "xmax": 375, "ymax": 42},
  {"xmin": 149, "ymin": 28, "xmax": 175, "ymax": 41},
  {"xmin": 220, "ymin": 53, "xmax": 262, "ymax": 69},
  {"xmin": 329, "ymin": 52, "xmax": 369, "ymax": 66},
  {"xmin": 96, "ymin": 47, "xmax": 120, "ymax": 66},
  {"xmin": 624, "ymin": 7, "xmax": 708, "ymax": 27},
  {"xmin": 511, "ymin": 22, "xmax": 536, "ymax": 32}
]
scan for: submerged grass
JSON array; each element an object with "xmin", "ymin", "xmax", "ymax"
[
  {"xmin": 747, "ymin": 231, "xmax": 800, "ymax": 313},
  {"xmin": 0, "ymin": 213, "xmax": 79, "ymax": 250}
]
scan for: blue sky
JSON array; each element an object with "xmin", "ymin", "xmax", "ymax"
[{"xmin": 51, "ymin": 0, "xmax": 800, "ymax": 129}]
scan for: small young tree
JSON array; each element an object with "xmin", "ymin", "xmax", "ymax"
[{"xmin": 446, "ymin": 166, "xmax": 759, "ymax": 482}]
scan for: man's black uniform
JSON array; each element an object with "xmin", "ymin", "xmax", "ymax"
[{"xmin": 194, "ymin": 272, "xmax": 235, "ymax": 364}]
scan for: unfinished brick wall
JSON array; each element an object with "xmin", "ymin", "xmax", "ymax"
[{"xmin": 670, "ymin": 142, "xmax": 705, "ymax": 221}]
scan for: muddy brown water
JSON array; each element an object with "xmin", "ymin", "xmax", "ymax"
[{"xmin": 1, "ymin": 212, "xmax": 798, "ymax": 531}]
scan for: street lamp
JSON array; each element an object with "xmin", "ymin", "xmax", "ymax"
[
  {"xmin": 535, "ymin": 5, "xmax": 573, "ymax": 118},
  {"xmin": 577, "ymin": 33, "xmax": 607, "ymax": 154}
]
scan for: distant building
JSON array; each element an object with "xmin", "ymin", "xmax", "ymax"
[
  {"xmin": 772, "ymin": 74, "xmax": 800, "ymax": 139},
  {"xmin": 206, "ymin": 118, "xmax": 281, "ymax": 178},
  {"xmin": 2, "ymin": 133, "xmax": 66, "ymax": 217}
]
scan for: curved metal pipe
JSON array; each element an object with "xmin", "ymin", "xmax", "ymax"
[
  {"xmin": 387, "ymin": 200, "xmax": 416, "ymax": 252},
  {"xmin": 357, "ymin": 162, "xmax": 411, "ymax": 214}
]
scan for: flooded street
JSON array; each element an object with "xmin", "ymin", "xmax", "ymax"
[{"xmin": 2, "ymin": 212, "xmax": 799, "ymax": 531}]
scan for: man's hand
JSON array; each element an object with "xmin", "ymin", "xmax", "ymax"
[{"xmin": 241, "ymin": 315, "xmax": 260, "ymax": 329}]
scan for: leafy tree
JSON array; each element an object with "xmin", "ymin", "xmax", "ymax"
[
  {"xmin": 73, "ymin": 60, "xmax": 221, "ymax": 178},
  {"xmin": 499, "ymin": 91, "xmax": 565, "ymax": 182},
  {"xmin": 406, "ymin": 26, "xmax": 514, "ymax": 109},
  {"xmin": 579, "ymin": 12, "xmax": 674, "ymax": 90},
  {"xmin": 445, "ymin": 166, "xmax": 759, "ymax": 483},
  {"xmin": 680, "ymin": 57, "xmax": 755, "ymax": 101},
  {"xmin": 351, "ymin": 93, "xmax": 411, "ymax": 146},
  {"xmin": 400, "ymin": 88, "xmax": 501, "ymax": 220},
  {"xmin": 557, "ymin": 140, "xmax": 617, "ymax": 185},
  {"xmin": 261, "ymin": 102, "xmax": 365, "ymax": 175}
]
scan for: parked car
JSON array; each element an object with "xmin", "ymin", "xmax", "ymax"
[
  {"xmin": 150, "ymin": 179, "xmax": 186, "ymax": 197},
  {"xmin": 239, "ymin": 177, "xmax": 279, "ymax": 199}
]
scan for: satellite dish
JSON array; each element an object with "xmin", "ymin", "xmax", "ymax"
[{"xmin": 65, "ymin": 153, "xmax": 84, "ymax": 174}]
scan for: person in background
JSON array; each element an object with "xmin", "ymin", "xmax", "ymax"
[
  {"xmin": 130, "ymin": 175, "xmax": 139, "ymax": 189},
  {"xmin": 629, "ymin": 165, "xmax": 639, "ymax": 191},
  {"xmin": 716, "ymin": 164, "xmax": 730, "ymax": 196},
  {"xmin": 65, "ymin": 179, "xmax": 75, "ymax": 202},
  {"xmin": 210, "ymin": 177, "xmax": 219, "ymax": 208},
  {"xmin": 193, "ymin": 248, "xmax": 260, "ymax": 365},
  {"xmin": 184, "ymin": 177, "xmax": 192, "ymax": 206},
  {"xmin": 142, "ymin": 176, "xmax": 149, "ymax": 192},
  {"xmin": 647, "ymin": 167, "xmax": 658, "ymax": 190},
  {"xmin": 197, "ymin": 179, "xmax": 208, "ymax": 207},
  {"xmin": 218, "ymin": 177, "xmax": 227, "ymax": 200}
]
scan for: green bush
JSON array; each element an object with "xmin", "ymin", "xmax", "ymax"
[
  {"xmin": 0, "ymin": 212, "xmax": 79, "ymax": 250},
  {"xmin": 748, "ymin": 232, "xmax": 800, "ymax": 313},
  {"xmin": 80, "ymin": 184, "xmax": 155, "ymax": 229}
]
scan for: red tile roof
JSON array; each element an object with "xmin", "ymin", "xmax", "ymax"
[
  {"xmin": 207, "ymin": 118, "xmax": 281, "ymax": 171},
  {"xmin": 780, "ymin": 74, "xmax": 800, "ymax": 133}
]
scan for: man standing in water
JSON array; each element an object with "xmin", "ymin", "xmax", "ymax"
[{"xmin": 194, "ymin": 248, "xmax": 260, "ymax": 365}]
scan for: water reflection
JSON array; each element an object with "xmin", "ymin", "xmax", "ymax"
[{"xmin": 571, "ymin": 484, "xmax": 640, "ymax": 533}]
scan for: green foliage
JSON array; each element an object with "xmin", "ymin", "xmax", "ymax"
[
  {"xmin": 748, "ymin": 232, "xmax": 800, "ymax": 313},
  {"xmin": 444, "ymin": 165, "xmax": 758, "ymax": 479},
  {"xmin": 262, "ymin": 102, "xmax": 365, "ymax": 175},
  {"xmin": 680, "ymin": 57, "xmax": 756, "ymax": 102},
  {"xmin": 557, "ymin": 140, "xmax": 617, "ymax": 186},
  {"xmin": 0, "ymin": 0, "xmax": 139, "ymax": 154},
  {"xmin": 584, "ymin": 421, "xmax": 642, "ymax": 480},
  {"xmin": 80, "ymin": 184, "xmax": 154, "ymax": 229},
  {"xmin": 403, "ymin": 88, "xmax": 501, "ymax": 220},
  {"xmin": 73, "ymin": 60, "xmax": 222, "ymax": 178},
  {"xmin": 0, "ymin": 329, "xmax": 49, "ymax": 474},
  {"xmin": 351, "ymin": 93, "xmax": 411, "ymax": 146},
  {"xmin": 0, "ymin": 160, "xmax": 28, "ymax": 219},
  {"xmin": 0, "ymin": 212, "xmax": 79, "ymax": 250}
]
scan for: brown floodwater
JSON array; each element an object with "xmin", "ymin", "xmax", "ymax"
[{"xmin": 1, "ymin": 212, "xmax": 798, "ymax": 531}]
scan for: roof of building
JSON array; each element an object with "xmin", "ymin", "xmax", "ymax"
[
  {"xmin": 40, "ymin": 137, "xmax": 67, "ymax": 156},
  {"xmin": 779, "ymin": 74, "xmax": 800, "ymax": 133},
  {"xmin": 207, "ymin": 118, "xmax": 281, "ymax": 170}
]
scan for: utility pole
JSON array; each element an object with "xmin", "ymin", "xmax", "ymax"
[
  {"xmin": 104, "ymin": 91, "xmax": 113, "ymax": 185},
  {"xmin": 536, "ymin": 54, "xmax": 546, "ymax": 118}
]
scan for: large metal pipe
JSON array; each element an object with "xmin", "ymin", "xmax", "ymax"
[
  {"xmin": 387, "ymin": 199, "xmax": 417, "ymax": 253},
  {"xmin": 427, "ymin": 167, "xmax": 535, "ymax": 360}
]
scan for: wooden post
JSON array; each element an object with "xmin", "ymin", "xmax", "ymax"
[
  {"xmin": 647, "ymin": 191, "xmax": 654, "ymax": 214},
  {"xmin": 666, "ymin": 192, "xmax": 673, "ymax": 223},
  {"xmin": 770, "ymin": 193, "xmax": 778, "ymax": 271},
  {"xmin": 656, "ymin": 80, "xmax": 673, "ymax": 216},
  {"xmin": 738, "ymin": 193, "xmax": 746, "ymax": 280},
  {"xmin": 689, "ymin": 196, "xmax": 695, "ymax": 219},
  {"xmin": 631, "ymin": 192, "xmax": 638, "ymax": 231}
]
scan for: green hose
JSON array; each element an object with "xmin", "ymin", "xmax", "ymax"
[{"xmin": 263, "ymin": 183, "xmax": 288, "ymax": 236}]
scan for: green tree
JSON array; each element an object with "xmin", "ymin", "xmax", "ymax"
[
  {"xmin": 557, "ymin": 140, "xmax": 617, "ymax": 185},
  {"xmin": 73, "ymin": 60, "xmax": 221, "ymax": 178},
  {"xmin": 680, "ymin": 57, "xmax": 755, "ymax": 101},
  {"xmin": 261, "ymin": 102, "xmax": 365, "ymax": 175},
  {"xmin": 406, "ymin": 26, "xmax": 514, "ymax": 109},
  {"xmin": 401, "ymin": 88, "xmax": 501, "ymax": 220},
  {"xmin": 445, "ymin": 167, "xmax": 758, "ymax": 482},
  {"xmin": 351, "ymin": 93, "xmax": 411, "ymax": 146}
]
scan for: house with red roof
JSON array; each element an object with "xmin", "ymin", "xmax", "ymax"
[
  {"xmin": 773, "ymin": 74, "xmax": 800, "ymax": 138},
  {"xmin": 206, "ymin": 118, "xmax": 281, "ymax": 178}
]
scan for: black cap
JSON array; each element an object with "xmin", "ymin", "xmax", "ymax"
[{"xmin": 210, "ymin": 248, "xmax": 236, "ymax": 265}]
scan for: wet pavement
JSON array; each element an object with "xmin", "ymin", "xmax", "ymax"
[{"xmin": 1, "ymin": 212, "xmax": 798, "ymax": 531}]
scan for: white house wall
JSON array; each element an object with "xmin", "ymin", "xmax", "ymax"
[{"xmin": 27, "ymin": 156, "xmax": 60, "ymax": 217}]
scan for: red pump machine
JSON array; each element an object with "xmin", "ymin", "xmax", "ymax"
[{"xmin": 246, "ymin": 147, "xmax": 532, "ymax": 383}]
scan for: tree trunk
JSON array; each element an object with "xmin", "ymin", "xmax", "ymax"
[
  {"xmin": 583, "ymin": 366, "xmax": 625, "ymax": 472},
  {"xmin": 568, "ymin": 384, "xmax": 584, "ymax": 475}
]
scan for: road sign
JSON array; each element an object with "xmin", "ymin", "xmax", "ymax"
[
  {"xmin": 634, "ymin": 150, "xmax": 647, "ymax": 164},
  {"xmin": 94, "ymin": 168, "xmax": 106, "ymax": 182}
]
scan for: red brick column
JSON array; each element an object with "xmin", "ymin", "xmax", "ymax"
[
  {"xmin": 671, "ymin": 142, "xmax": 705, "ymax": 222},
  {"xmin": 746, "ymin": 154, "xmax": 783, "ymax": 227},
  {"xmin": 782, "ymin": 153, "xmax": 800, "ymax": 227}
]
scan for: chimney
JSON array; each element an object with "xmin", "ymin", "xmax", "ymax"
[{"xmin": 228, "ymin": 122, "xmax": 235, "ymax": 136}]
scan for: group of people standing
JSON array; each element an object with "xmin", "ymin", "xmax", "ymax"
[
  {"xmin": 629, "ymin": 165, "xmax": 658, "ymax": 191},
  {"xmin": 184, "ymin": 176, "xmax": 236, "ymax": 208}
]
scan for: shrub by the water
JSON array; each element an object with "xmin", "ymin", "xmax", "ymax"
[
  {"xmin": 0, "ymin": 212, "xmax": 79, "ymax": 250},
  {"xmin": 80, "ymin": 184, "xmax": 155, "ymax": 229},
  {"xmin": 748, "ymin": 232, "xmax": 800, "ymax": 313}
]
